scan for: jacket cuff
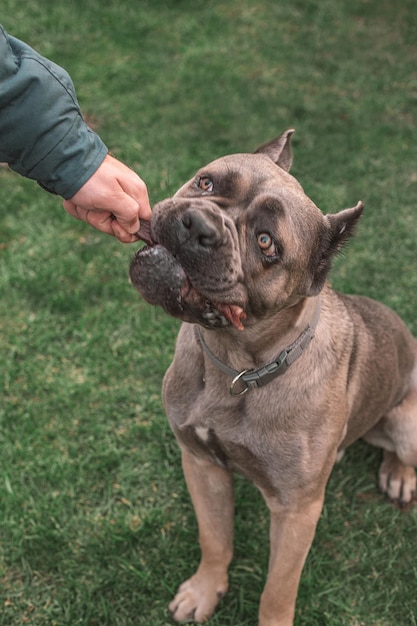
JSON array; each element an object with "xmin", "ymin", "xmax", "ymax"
[{"xmin": 30, "ymin": 115, "xmax": 109, "ymax": 199}]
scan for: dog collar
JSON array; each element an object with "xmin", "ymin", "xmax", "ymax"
[{"xmin": 195, "ymin": 297, "xmax": 321, "ymax": 396}]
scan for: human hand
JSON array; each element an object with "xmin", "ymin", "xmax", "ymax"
[{"xmin": 62, "ymin": 154, "xmax": 152, "ymax": 243}]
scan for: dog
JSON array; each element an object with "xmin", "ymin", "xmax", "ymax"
[{"xmin": 129, "ymin": 129, "xmax": 417, "ymax": 625}]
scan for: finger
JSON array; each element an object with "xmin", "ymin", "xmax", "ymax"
[
  {"xmin": 84, "ymin": 210, "xmax": 116, "ymax": 236},
  {"xmin": 110, "ymin": 219, "xmax": 140, "ymax": 243},
  {"xmin": 64, "ymin": 197, "xmax": 133, "ymax": 234},
  {"xmin": 62, "ymin": 199, "xmax": 81, "ymax": 220},
  {"xmin": 63, "ymin": 199, "xmax": 137, "ymax": 242},
  {"xmin": 64, "ymin": 200, "xmax": 115, "ymax": 236}
]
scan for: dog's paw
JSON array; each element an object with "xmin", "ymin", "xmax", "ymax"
[
  {"xmin": 169, "ymin": 571, "xmax": 227, "ymax": 623},
  {"xmin": 379, "ymin": 451, "xmax": 416, "ymax": 505}
]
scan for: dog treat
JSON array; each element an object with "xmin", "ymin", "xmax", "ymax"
[{"xmin": 135, "ymin": 218, "xmax": 154, "ymax": 246}]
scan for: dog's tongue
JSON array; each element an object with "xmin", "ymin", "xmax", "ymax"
[{"xmin": 214, "ymin": 303, "xmax": 246, "ymax": 331}]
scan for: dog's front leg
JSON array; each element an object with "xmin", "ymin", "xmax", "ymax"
[
  {"xmin": 169, "ymin": 449, "xmax": 234, "ymax": 623},
  {"xmin": 258, "ymin": 494, "xmax": 325, "ymax": 626}
]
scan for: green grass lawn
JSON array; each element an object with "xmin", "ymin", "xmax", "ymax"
[{"xmin": 1, "ymin": 0, "xmax": 417, "ymax": 624}]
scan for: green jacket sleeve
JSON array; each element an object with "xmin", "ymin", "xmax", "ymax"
[{"xmin": 0, "ymin": 25, "xmax": 108, "ymax": 199}]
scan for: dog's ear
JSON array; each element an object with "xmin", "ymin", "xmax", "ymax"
[
  {"xmin": 254, "ymin": 128, "xmax": 295, "ymax": 172},
  {"xmin": 308, "ymin": 201, "xmax": 364, "ymax": 294}
]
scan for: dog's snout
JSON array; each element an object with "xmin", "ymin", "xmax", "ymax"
[{"xmin": 182, "ymin": 208, "xmax": 222, "ymax": 248}]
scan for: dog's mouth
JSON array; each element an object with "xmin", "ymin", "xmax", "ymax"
[{"xmin": 129, "ymin": 221, "xmax": 246, "ymax": 330}]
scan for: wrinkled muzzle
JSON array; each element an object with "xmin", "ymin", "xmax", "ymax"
[{"xmin": 129, "ymin": 212, "xmax": 246, "ymax": 330}]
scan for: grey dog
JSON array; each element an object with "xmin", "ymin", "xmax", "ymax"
[{"xmin": 129, "ymin": 129, "xmax": 417, "ymax": 626}]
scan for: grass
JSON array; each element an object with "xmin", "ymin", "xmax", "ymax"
[{"xmin": 1, "ymin": 0, "xmax": 417, "ymax": 624}]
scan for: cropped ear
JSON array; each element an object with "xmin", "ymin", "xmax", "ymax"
[
  {"xmin": 308, "ymin": 201, "xmax": 364, "ymax": 295},
  {"xmin": 254, "ymin": 128, "xmax": 295, "ymax": 172}
]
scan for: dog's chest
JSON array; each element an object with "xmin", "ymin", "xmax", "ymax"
[
  {"xmin": 166, "ymin": 374, "xmax": 255, "ymax": 462},
  {"xmin": 179, "ymin": 422, "xmax": 231, "ymax": 466},
  {"xmin": 174, "ymin": 418, "xmax": 272, "ymax": 488},
  {"xmin": 167, "ymin": 381, "xmax": 314, "ymax": 495},
  {"xmin": 172, "ymin": 412, "xmax": 317, "ymax": 498},
  {"xmin": 163, "ymin": 331, "xmax": 328, "ymax": 492}
]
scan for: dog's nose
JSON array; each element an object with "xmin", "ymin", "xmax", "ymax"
[{"xmin": 181, "ymin": 208, "xmax": 222, "ymax": 248}]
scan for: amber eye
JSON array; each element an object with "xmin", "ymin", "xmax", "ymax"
[
  {"xmin": 258, "ymin": 233, "xmax": 272, "ymax": 249},
  {"xmin": 198, "ymin": 177, "xmax": 214, "ymax": 192},
  {"xmin": 257, "ymin": 232, "xmax": 277, "ymax": 257}
]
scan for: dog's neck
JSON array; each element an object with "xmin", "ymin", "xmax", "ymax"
[{"xmin": 195, "ymin": 295, "xmax": 321, "ymax": 396}]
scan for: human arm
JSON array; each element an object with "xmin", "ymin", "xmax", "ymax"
[{"xmin": 0, "ymin": 25, "xmax": 151, "ymax": 241}]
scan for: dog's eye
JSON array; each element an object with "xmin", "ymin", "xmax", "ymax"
[
  {"xmin": 257, "ymin": 232, "xmax": 276, "ymax": 257},
  {"xmin": 198, "ymin": 177, "xmax": 214, "ymax": 193}
]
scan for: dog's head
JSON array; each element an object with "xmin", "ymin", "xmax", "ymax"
[{"xmin": 130, "ymin": 130, "xmax": 363, "ymax": 330}]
